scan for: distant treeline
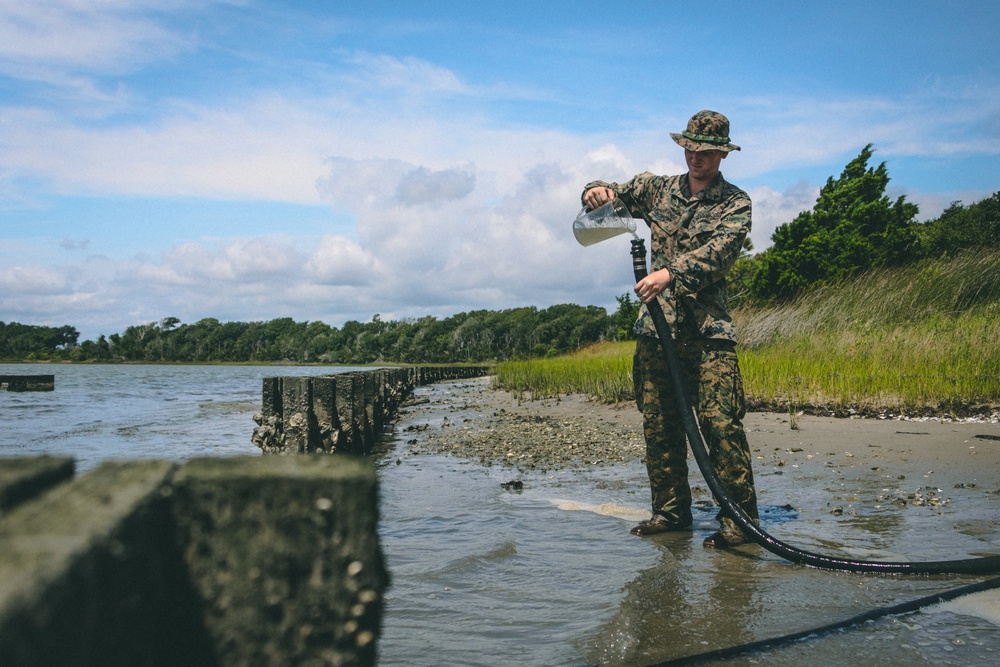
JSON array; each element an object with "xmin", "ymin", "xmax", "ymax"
[
  {"xmin": 4, "ymin": 145, "xmax": 998, "ymax": 365},
  {"xmin": 1, "ymin": 300, "xmax": 640, "ymax": 364},
  {"xmin": 0, "ymin": 322, "xmax": 81, "ymax": 361}
]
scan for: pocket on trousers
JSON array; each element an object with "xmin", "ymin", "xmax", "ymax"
[
  {"xmin": 731, "ymin": 357, "xmax": 746, "ymax": 420},
  {"xmin": 708, "ymin": 348, "xmax": 745, "ymax": 421}
]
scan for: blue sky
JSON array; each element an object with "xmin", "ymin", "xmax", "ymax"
[{"xmin": 2, "ymin": 1, "xmax": 998, "ymax": 341}]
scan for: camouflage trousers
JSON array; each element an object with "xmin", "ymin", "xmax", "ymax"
[{"xmin": 633, "ymin": 335, "xmax": 759, "ymax": 534}]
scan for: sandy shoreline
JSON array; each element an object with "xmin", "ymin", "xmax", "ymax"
[{"xmin": 400, "ymin": 376, "xmax": 1000, "ymax": 506}]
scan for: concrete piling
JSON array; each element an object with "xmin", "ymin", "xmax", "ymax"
[
  {"xmin": 0, "ymin": 455, "xmax": 387, "ymax": 666},
  {"xmin": 0, "ymin": 456, "xmax": 74, "ymax": 514},
  {"xmin": 0, "ymin": 460, "xmax": 210, "ymax": 666},
  {"xmin": 252, "ymin": 366, "xmax": 489, "ymax": 455},
  {"xmin": 0, "ymin": 375, "xmax": 54, "ymax": 392}
]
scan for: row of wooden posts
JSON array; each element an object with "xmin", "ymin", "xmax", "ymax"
[{"xmin": 251, "ymin": 366, "xmax": 490, "ymax": 455}]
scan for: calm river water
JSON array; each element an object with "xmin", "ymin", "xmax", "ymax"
[{"xmin": 2, "ymin": 364, "xmax": 998, "ymax": 666}]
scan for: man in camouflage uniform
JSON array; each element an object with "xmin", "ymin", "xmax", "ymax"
[{"xmin": 582, "ymin": 110, "xmax": 759, "ymax": 548}]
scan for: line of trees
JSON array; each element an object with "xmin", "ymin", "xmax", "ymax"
[
  {"xmin": 0, "ymin": 322, "xmax": 80, "ymax": 361},
  {"xmin": 1, "ymin": 301, "xmax": 641, "ymax": 364}
]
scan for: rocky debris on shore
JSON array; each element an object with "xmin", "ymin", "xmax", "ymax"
[
  {"xmin": 419, "ymin": 408, "xmax": 645, "ymax": 472},
  {"xmin": 397, "ymin": 378, "xmax": 645, "ymax": 472}
]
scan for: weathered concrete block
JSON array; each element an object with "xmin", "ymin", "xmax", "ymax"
[
  {"xmin": 311, "ymin": 376, "xmax": 341, "ymax": 453},
  {"xmin": 0, "ymin": 461, "xmax": 215, "ymax": 666},
  {"xmin": 279, "ymin": 376, "xmax": 314, "ymax": 453},
  {"xmin": 0, "ymin": 455, "xmax": 389, "ymax": 667},
  {"xmin": 261, "ymin": 376, "xmax": 283, "ymax": 417},
  {"xmin": 370, "ymin": 372, "xmax": 384, "ymax": 432},
  {"xmin": 0, "ymin": 375, "xmax": 54, "ymax": 392},
  {"xmin": 172, "ymin": 456, "xmax": 387, "ymax": 667},
  {"xmin": 252, "ymin": 377, "xmax": 284, "ymax": 453},
  {"xmin": 334, "ymin": 373, "xmax": 360, "ymax": 453},
  {"xmin": 359, "ymin": 372, "xmax": 376, "ymax": 451},
  {"xmin": 0, "ymin": 456, "xmax": 74, "ymax": 515}
]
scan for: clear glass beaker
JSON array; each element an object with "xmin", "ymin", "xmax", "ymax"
[{"xmin": 572, "ymin": 198, "xmax": 637, "ymax": 246}]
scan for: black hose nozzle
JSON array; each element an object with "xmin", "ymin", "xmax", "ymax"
[{"xmin": 631, "ymin": 238, "xmax": 648, "ymax": 282}]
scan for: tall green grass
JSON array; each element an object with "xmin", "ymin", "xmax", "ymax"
[
  {"xmin": 493, "ymin": 341, "xmax": 634, "ymax": 402},
  {"xmin": 494, "ymin": 248, "xmax": 1000, "ymax": 414},
  {"xmin": 736, "ymin": 248, "xmax": 1000, "ymax": 414}
]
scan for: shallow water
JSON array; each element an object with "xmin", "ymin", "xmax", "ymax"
[
  {"xmin": 2, "ymin": 366, "xmax": 998, "ymax": 665},
  {"xmin": 0, "ymin": 363, "xmax": 364, "ymax": 470},
  {"xmin": 375, "ymin": 381, "xmax": 1000, "ymax": 666}
]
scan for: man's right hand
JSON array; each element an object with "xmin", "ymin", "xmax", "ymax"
[{"xmin": 583, "ymin": 186, "xmax": 615, "ymax": 210}]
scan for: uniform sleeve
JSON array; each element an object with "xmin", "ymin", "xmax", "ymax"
[
  {"xmin": 581, "ymin": 179, "xmax": 614, "ymax": 206},
  {"xmin": 582, "ymin": 173, "xmax": 657, "ymax": 222},
  {"xmin": 667, "ymin": 191, "xmax": 751, "ymax": 296}
]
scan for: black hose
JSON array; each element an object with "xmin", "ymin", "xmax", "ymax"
[
  {"xmin": 629, "ymin": 235, "xmax": 1000, "ymax": 575},
  {"xmin": 645, "ymin": 575, "xmax": 1000, "ymax": 666}
]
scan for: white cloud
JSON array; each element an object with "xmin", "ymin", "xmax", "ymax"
[
  {"xmin": 0, "ymin": 264, "xmax": 70, "ymax": 294},
  {"xmin": 305, "ymin": 235, "xmax": 377, "ymax": 286},
  {"xmin": 746, "ymin": 180, "xmax": 821, "ymax": 251},
  {"xmin": 133, "ymin": 261, "xmax": 195, "ymax": 287},
  {"xmin": 0, "ymin": 0, "xmax": 197, "ymax": 81},
  {"xmin": 346, "ymin": 51, "xmax": 469, "ymax": 96},
  {"xmin": 59, "ymin": 237, "xmax": 91, "ymax": 251},
  {"xmin": 395, "ymin": 165, "xmax": 476, "ymax": 205},
  {"xmin": 222, "ymin": 238, "xmax": 303, "ymax": 280},
  {"xmin": 729, "ymin": 88, "xmax": 1000, "ymax": 183},
  {"xmin": 146, "ymin": 238, "xmax": 306, "ymax": 285},
  {"xmin": 0, "ymin": 101, "xmax": 333, "ymax": 202}
]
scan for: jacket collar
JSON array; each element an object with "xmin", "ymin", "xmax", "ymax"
[{"xmin": 680, "ymin": 172, "xmax": 727, "ymax": 201}]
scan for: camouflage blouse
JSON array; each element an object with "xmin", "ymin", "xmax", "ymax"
[{"xmin": 583, "ymin": 171, "xmax": 751, "ymax": 342}]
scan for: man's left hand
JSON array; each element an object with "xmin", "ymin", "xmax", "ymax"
[{"xmin": 634, "ymin": 268, "xmax": 672, "ymax": 304}]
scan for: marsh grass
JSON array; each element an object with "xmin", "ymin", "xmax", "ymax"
[
  {"xmin": 737, "ymin": 248, "xmax": 1000, "ymax": 414},
  {"xmin": 494, "ymin": 248, "xmax": 1000, "ymax": 415},
  {"xmin": 492, "ymin": 341, "xmax": 634, "ymax": 403},
  {"xmin": 738, "ymin": 315, "xmax": 1000, "ymax": 414}
]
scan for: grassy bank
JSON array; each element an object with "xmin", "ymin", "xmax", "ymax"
[
  {"xmin": 493, "ymin": 340, "xmax": 635, "ymax": 403},
  {"xmin": 494, "ymin": 248, "xmax": 1000, "ymax": 416}
]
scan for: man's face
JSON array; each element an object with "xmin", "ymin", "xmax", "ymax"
[{"xmin": 684, "ymin": 149, "xmax": 726, "ymax": 182}]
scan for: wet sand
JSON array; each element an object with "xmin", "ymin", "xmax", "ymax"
[{"xmin": 402, "ymin": 376, "xmax": 1000, "ymax": 515}]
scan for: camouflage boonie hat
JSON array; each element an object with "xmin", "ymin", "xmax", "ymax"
[{"xmin": 670, "ymin": 110, "xmax": 741, "ymax": 152}]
